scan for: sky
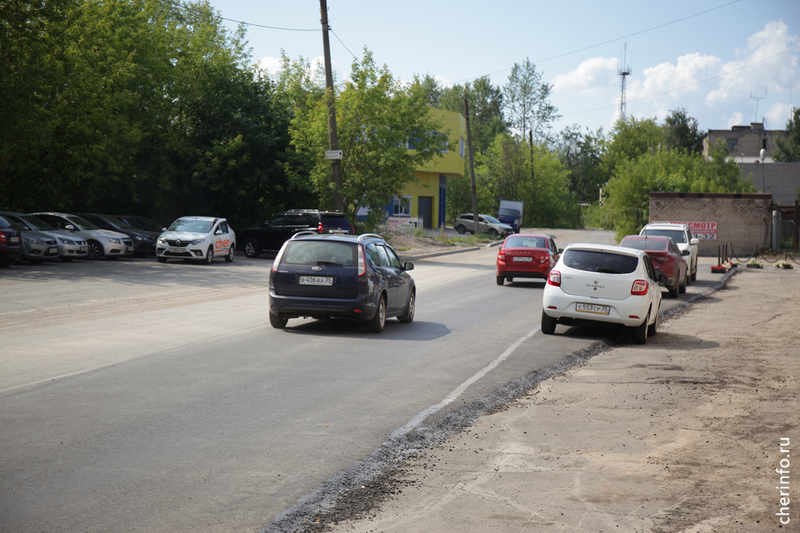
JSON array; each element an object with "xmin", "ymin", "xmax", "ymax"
[{"xmin": 206, "ymin": 0, "xmax": 799, "ymax": 137}]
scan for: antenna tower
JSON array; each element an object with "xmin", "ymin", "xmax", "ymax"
[
  {"xmin": 750, "ymin": 88, "xmax": 767, "ymax": 123},
  {"xmin": 618, "ymin": 42, "xmax": 632, "ymax": 121}
]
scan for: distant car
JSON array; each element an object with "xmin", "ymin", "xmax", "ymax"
[
  {"xmin": 0, "ymin": 212, "xmax": 59, "ymax": 264},
  {"xmin": 2, "ymin": 212, "xmax": 89, "ymax": 261},
  {"xmin": 496, "ymin": 233, "xmax": 561, "ymax": 285},
  {"xmin": 496, "ymin": 207, "xmax": 522, "ymax": 233},
  {"xmin": 0, "ymin": 215, "xmax": 23, "ymax": 267},
  {"xmin": 31, "ymin": 212, "xmax": 133, "ymax": 260},
  {"xmin": 156, "ymin": 216, "xmax": 235, "ymax": 264},
  {"xmin": 241, "ymin": 209, "xmax": 354, "ymax": 258},
  {"xmin": 541, "ymin": 243, "xmax": 666, "ymax": 344},
  {"xmin": 268, "ymin": 232, "xmax": 415, "ymax": 333},
  {"xmin": 77, "ymin": 213, "xmax": 156, "ymax": 256},
  {"xmin": 639, "ymin": 223, "xmax": 699, "ymax": 282},
  {"xmin": 453, "ymin": 213, "xmax": 513, "ymax": 237},
  {"xmin": 620, "ymin": 235, "xmax": 688, "ymax": 298},
  {"xmin": 110, "ymin": 215, "xmax": 163, "ymax": 239}
]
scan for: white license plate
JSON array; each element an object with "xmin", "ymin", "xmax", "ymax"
[
  {"xmin": 79, "ymin": 246, "xmax": 88, "ymax": 253},
  {"xmin": 512, "ymin": 256, "xmax": 533, "ymax": 262},
  {"xmin": 299, "ymin": 276, "xmax": 333, "ymax": 286},
  {"xmin": 576, "ymin": 303, "xmax": 610, "ymax": 315},
  {"xmin": 10, "ymin": 236, "xmax": 19, "ymax": 243},
  {"xmin": 48, "ymin": 247, "xmax": 58, "ymax": 254},
  {"xmin": 169, "ymin": 247, "xmax": 186, "ymax": 253}
]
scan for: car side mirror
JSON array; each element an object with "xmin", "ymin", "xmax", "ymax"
[
  {"xmin": 682, "ymin": 249, "xmax": 690, "ymax": 256},
  {"xmin": 557, "ymin": 248, "xmax": 563, "ymax": 253},
  {"xmin": 658, "ymin": 272, "xmax": 669, "ymax": 284},
  {"xmin": 161, "ymin": 227, "xmax": 167, "ymax": 231},
  {"xmin": 403, "ymin": 261, "xmax": 414, "ymax": 271},
  {"xmin": 65, "ymin": 224, "xmax": 76, "ymax": 231},
  {"xmin": 690, "ymin": 238, "xmax": 699, "ymax": 245}
]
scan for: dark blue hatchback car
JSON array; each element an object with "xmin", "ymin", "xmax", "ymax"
[{"xmin": 268, "ymin": 233, "xmax": 415, "ymax": 333}]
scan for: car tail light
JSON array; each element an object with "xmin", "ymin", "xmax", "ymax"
[
  {"xmin": 0, "ymin": 233, "xmax": 5, "ymax": 245},
  {"xmin": 317, "ymin": 222, "xmax": 324, "ymax": 232},
  {"xmin": 548, "ymin": 270, "xmax": 561, "ymax": 286},
  {"xmin": 497, "ymin": 250, "xmax": 505, "ymax": 261},
  {"xmin": 631, "ymin": 279, "xmax": 649, "ymax": 295},
  {"xmin": 357, "ymin": 244, "xmax": 365, "ymax": 276},
  {"xmin": 539, "ymin": 254, "xmax": 548, "ymax": 264}
]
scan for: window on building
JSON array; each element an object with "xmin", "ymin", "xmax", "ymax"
[
  {"xmin": 726, "ymin": 138, "xmax": 738, "ymax": 151},
  {"xmin": 393, "ymin": 196, "xmax": 412, "ymax": 216}
]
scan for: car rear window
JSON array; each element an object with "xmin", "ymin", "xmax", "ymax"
[
  {"xmin": 505, "ymin": 236, "xmax": 546, "ymax": 248},
  {"xmin": 563, "ymin": 249, "xmax": 638, "ymax": 274},
  {"xmin": 320, "ymin": 215, "xmax": 351, "ymax": 230},
  {"xmin": 620, "ymin": 239, "xmax": 668, "ymax": 251},
  {"xmin": 642, "ymin": 229, "xmax": 685, "ymax": 243},
  {"xmin": 282, "ymin": 240, "xmax": 357, "ymax": 267}
]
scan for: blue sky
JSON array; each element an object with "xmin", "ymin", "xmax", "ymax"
[{"xmin": 207, "ymin": 0, "xmax": 799, "ymax": 137}]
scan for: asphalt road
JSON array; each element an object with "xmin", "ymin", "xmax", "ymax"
[{"xmin": 0, "ymin": 231, "xmax": 717, "ymax": 532}]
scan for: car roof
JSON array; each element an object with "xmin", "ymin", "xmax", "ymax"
[
  {"xmin": 290, "ymin": 233, "xmax": 384, "ymax": 243},
  {"xmin": 563, "ymin": 242, "xmax": 643, "ymax": 258},
  {"xmin": 175, "ymin": 216, "xmax": 224, "ymax": 221},
  {"xmin": 642, "ymin": 223, "xmax": 688, "ymax": 229},
  {"xmin": 506, "ymin": 233, "xmax": 551, "ymax": 239},
  {"xmin": 622, "ymin": 235, "xmax": 672, "ymax": 241}
]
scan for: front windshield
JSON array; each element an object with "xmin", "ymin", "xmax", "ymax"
[
  {"xmin": 65, "ymin": 215, "xmax": 99, "ymax": 230},
  {"xmin": 483, "ymin": 215, "xmax": 502, "ymax": 224},
  {"xmin": 168, "ymin": 218, "xmax": 212, "ymax": 233},
  {"xmin": 118, "ymin": 216, "xmax": 145, "ymax": 230},
  {"xmin": 642, "ymin": 229, "xmax": 685, "ymax": 243},
  {"xmin": 17, "ymin": 215, "xmax": 54, "ymax": 231},
  {"xmin": 99, "ymin": 216, "xmax": 126, "ymax": 230}
]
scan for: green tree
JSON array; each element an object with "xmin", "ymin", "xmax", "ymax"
[
  {"xmin": 503, "ymin": 58, "xmax": 559, "ymax": 142},
  {"xmin": 557, "ymin": 125, "xmax": 609, "ymax": 204},
  {"xmin": 663, "ymin": 108, "xmax": 705, "ymax": 154},
  {"xmin": 438, "ymin": 77, "xmax": 506, "ymax": 155},
  {"xmin": 289, "ymin": 49, "xmax": 450, "ymax": 230},
  {"xmin": 412, "ymin": 72, "xmax": 443, "ymax": 107},
  {"xmin": 774, "ymin": 107, "xmax": 800, "ymax": 162}
]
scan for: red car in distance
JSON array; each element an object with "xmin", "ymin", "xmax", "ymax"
[
  {"xmin": 619, "ymin": 235, "xmax": 688, "ymax": 298},
  {"xmin": 496, "ymin": 233, "xmax": 561, "ymax": 285}
]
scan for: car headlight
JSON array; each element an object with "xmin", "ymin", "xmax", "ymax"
[
  {"xmin": 58, "ymin": 237, "xmax": 75, "ymax": 245},
  {"xmin": 190, "ymin": 238, "xmax": 205, "ymax": 245},
  {"xmin": 105, "ymin": 237, "xmax": 121, "ymax": 244},
  {"xmin": 25, "ymin": 236, "xmax": 44, "ymax": 245},
  {"xmin": 158, "ymin": 237, "xmax": 167, "ymax": 244}
]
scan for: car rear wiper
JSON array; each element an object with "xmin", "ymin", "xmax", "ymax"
[{"xmin": 595, "ymin": 267, "xmax": 621, "ymax": 274}]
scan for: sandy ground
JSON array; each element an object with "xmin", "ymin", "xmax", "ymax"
[{"xmin": 318, "ymin": 262, "xmax": 800, "ymax": 533}]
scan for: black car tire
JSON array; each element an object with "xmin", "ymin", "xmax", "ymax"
[
  {"xmin": 632, "ymin": 313, "xmax": 649, "ymax": 344},
  {"xmin": 225, "ymin": 246, "xmax": 235, "ymax": 263},
  {"xmin": 496, "ymin": 275, "xmax": 504, "ymax": 286},
  {"xmin": 691, "ymin": 260, "xmax": 697, "ymax": 282},
  {"xmin": 244, "ymin": 238, "xmax": 260, "ymax": 258},
  {"xmin": 456, "ymin": 225, "xmax": 466, "ymax": 234},
  {"xmin": 367, "ymin": 295, "xmax": 386, "ymax": 333},
  {"xmin": 541, "ymin": 310, "xmax": 557, "ymax": 335},
  {"xmin": 204, "ymin": 246, "xmax": 214, "ymax": 264},
  {"xmin": 679, "ymin": 272, "xmax": 687, "ymax": 294},
  {"xmin": 398, "ymin": 290, "xmax": 415, "ymax": 323},
  {"xmin": 269, "ymin": 312, "xmax": 288, "ymax": 329},
  {"xmin": 87, "ymin": 240, "xmax": 104, "ymax": 260},
  {"xmin": 647, "ymin": 310, "xmax": 659, "ymax": 337},
  {"xmin": 488, "ymin": 228, "xmax": 498, "ymax": 237},
  {"xmin": 157, "ymin": 256, "xmax": 167, "ymax": 263}
]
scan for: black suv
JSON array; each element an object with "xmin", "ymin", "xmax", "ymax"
[
  {"xmin": 269, "ymin": 233, "xmax": 415, "ymax": 333},
  {"xmin": 241, "ymin": 209, "xmax": 354, "ymax": 258}
]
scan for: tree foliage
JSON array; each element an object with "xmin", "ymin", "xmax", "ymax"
[
  {"xmin": 503, "ymin": 59, "xmax": 559, "ymax": 143},
  {"xmin": 663, "ymin": 107, "xmax": 705, "ymax": 154},
  {"xmin": 437, "ymin": 77, "xmax": 506, "ymax": 156},
  {"xmin": 557, "ymin": 125, "xmax": 609, "ymax": 204},
  {"xmin": 774, "ymin": 107, "xmax": 800, "ymax": 162}
]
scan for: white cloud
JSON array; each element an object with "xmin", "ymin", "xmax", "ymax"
[
  {"xmin": 257, "ymin": 56, "xmax": 282, "ymax": 75},
  {"xmin": 551, "ymin": 56, "xmax": 618, "ymax": 95}
]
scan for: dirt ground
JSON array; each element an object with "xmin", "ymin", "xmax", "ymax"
[{"xmin": 307, "ymin": 263, "xmax": 800, "ymax": 533}]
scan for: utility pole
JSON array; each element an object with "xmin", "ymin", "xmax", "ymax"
[
  {"xmin": 319, "ymin": 0, "xmax": 343, "ymax": 212},
  {"xmin": 464, "ymin": 84, "xmax": 479, "ymax": 234}
]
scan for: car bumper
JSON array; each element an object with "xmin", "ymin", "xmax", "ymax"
[
  {"xmin": 104, "ymin": 244, "xmax": 134, "ymax": 257},
  {"xmin": 497, "ymin": 263, "xmax": 549, "ymax": 279},
  {"xmin": 157, "ymin": 245, "xmax": 207, "ymax": 260},
  {"xmin": 269, "ymin": 289, "xmax": 378, "ymax": 321},
  {"xmin": 24, "ymin": 243, "xmax": 60, "ymax": 261},
  {"xmin": 542, "ymin": 290, "xmax": 650, "ymax": 328}
]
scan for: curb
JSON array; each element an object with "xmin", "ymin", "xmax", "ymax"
[{"xmin": 399, "ymin": 241, "xmax": 501, "ymax": 263}]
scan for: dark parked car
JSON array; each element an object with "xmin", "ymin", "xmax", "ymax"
[
  {"xmin": 77, "ymin": 213, "xmax": 156, "ymax": 256},
  {"xmin": 269, "ymin": 232, "xmax": 415, "ymax": 333},
  {"xmin": 110, "ymin": 215, "xmax": 164, "ymax": 239},
  {"xmin": 619, "ymin": 235, "xmax": 688, "ymax": 298},
  {"xmin": 0, "ymin": 215, "xmax": 23, "ymax": 267},
  {"xmin": 241, "ymin": 209, "xmax": 354, "ymax": 258}
]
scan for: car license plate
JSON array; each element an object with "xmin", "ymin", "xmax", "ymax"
[
  {"xmin": 169, "ymin": 247, "xmax": 186, "ymax": 253},
  {"xmin": 512, "ymin": 256, "xmax": 532, "ymax": 262},
  {"xmin": 576, "ymin": 303, "xmax": 610, "ymax": 315},
  {"xmin": 10, "ymin": 236, "xmax": 19, "ymax": 243},
  {"xmin": 79, "ymin": 246, "xmax": 88, "ymax": 253},
  {"xmin": 299, "ymin": 276, "xmax": 333, "ymax": 286},
  {"xmin": 48, "ymin": 247, "xmax": 58, "ymax": 254}
]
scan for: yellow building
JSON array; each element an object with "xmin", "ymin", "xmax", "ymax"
[{"xmin": 387, "ymin": 109, "xmax": 466, "ymax": 229}]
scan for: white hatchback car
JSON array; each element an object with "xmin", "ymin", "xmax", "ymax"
[
  {"xmin": 156, "ymin": 216, "xmax": 235, "ymax": 264},
  {"xmin": 541, "ymin": 243, "xmax": 666, "ymax": 344},
  {"xmin": 639, "ymin": 223, "xmax": 699, "ymax": 282}
]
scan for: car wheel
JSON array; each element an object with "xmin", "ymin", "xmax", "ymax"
[
  {"xmin": 398, "ymin": 289, "xmax": 415, "ymax": 323},
  {"xmin": 632, "ymin": 313, "xmax": 649, "ymax": 344},
  {"xmin": 204, "ymin": 246, "xmax": 214, "ymax": 264},
  {"xmin": 647, "ymin": 309, "xmax": 659, "ymax": 336},
  {"xmin": 456, "ymin": 225, "xmax": 466, "ymax": 235},
  {"xmin": 488, "ymin": 229, "xmax": 498, "ymax": 237},
  {"xmin": 691, "ymin": 260, "xmax": 697, "ymax": 282},
  {"xmin": 269, "ymin": 312, "xmax": 288, "ymax": 329},
  {"xmin": 87, "ymin": 240, "xmax": 103, "ymax": 260},
  {"xmin": 668, "ymin": 284, "xmax": 678, "ymax": 298},
  {"xmin": 225, "ymin": 246, "xmax": 235, "ymax": 263},
  {"xmin": 244, "ymin": 238, "xmax": 260, "ymax": 258},
  {"xmin": 367, "ymin": 295, "xmax": 386, "ymax": 333},
  {"xmin": 679, "ymin": 272, "xmax": 687, "ymax": 294},
  {"xmin": 541, "ymin": 310, "xmax": 557, "ymax": 335},
  {"xmin": 496, "ymin": 275, "xmax": 504, "ymax": 286}
]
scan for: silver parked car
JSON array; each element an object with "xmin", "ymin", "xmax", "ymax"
[
  {"xmin": 1, "ymin": 212, "xmax": 89, "ymax": 261},
  {"xmin": 32, "ymin": 212, "xmax": 134, "ymax": 260}
]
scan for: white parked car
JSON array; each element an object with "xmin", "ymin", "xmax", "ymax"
[
  {"xmin": 639, "ymin": 223, "xmax": 699, "ymax": 282},
  {"xmin": 32, "ymin": 212, "xmax": 133, "ymax": 260},
  {"xmin": 541, "ymin": 243, "xmax": 666, "ymax": 344},
  {"xmin": 156, "ymin": 216, "xmax": 235, "ymax": 264}
]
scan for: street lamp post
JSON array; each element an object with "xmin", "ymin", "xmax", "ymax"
[{"xmin": 760, "ymin": 148, "xmax": 766, "ymax": 192}]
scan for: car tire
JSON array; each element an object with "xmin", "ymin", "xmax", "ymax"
[
  {"xmin": 679, "ymin": 272, "xmax": 687, "ymax": 294},
  {"xmin": 632, "ymin": 313, "xmax": 649, "ymax": 344},
  {"xmin": 225, "ymin": 246, "xmax": 235, "ymax": 263},
  {"xmin": 204, "ymin": 246, "xmax": 214, "ymax": 264},
  {"xmin": 157, "ymin": 256, "xmax": 167, "ymax": 263},
  {"xmin": 367, "ymin": 295, "xmax": 386, "ymax": 333},
  {"xmin": 398, "ymin": 289, "xmax": 415, "ymax": 323},
  {"xmin": 668, "ymin": 284, "xmax": 678, "ymax": 298},
  {"xmin": 87, "ymin": 240, "xmax": 104, "ymax": 260},
  {"xmin": 269, "ymin": 312, "xmax": 288, "ymax": 329},
  {"xmin": 496, "ymin": 275, "xmax": 504, "ymax": 286},
  {"xmin": 541, "ymin": 310, "xmax": 557, "ymax": 335},
  {"xmin": 647, "ymin": 311, "xmax": 659, "ymax": 337},
  {"xmin": 244, "ymin": 238, "xmax": 260, "ymax": 258},
  {"xmin": 456, "ymin": 225, "xmax": 466, "ymax": 235},
  {"xmin": 488, "ymin": 229, "xmax": 498, "ymax": 237},
  {"xmin": 691, "ymin": 260, "xmax": 697, "ymax": 282}
]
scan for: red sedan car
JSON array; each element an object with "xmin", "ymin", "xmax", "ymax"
[
  {"xmin": 619, "ymin": 235, "xmax": 688, "ymax": 298},
  {"xmin": 496, "ymin": 233, "xmax": 560, "ymax": 285}
]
